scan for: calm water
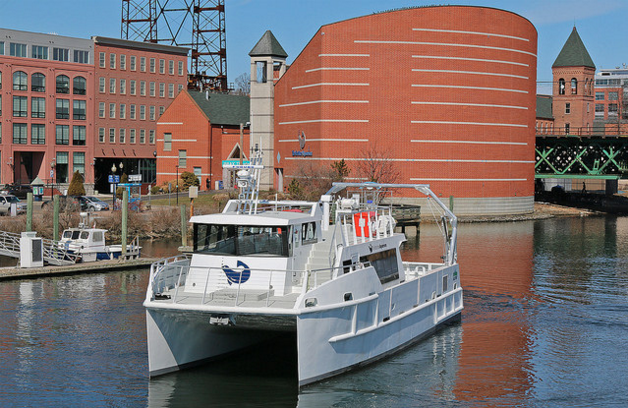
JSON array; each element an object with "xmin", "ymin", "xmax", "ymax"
[{"xmin": 1, "ymin": 217, "xmax": 627, "ymax": 407}]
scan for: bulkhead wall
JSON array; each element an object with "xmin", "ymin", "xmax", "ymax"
[{"xmin": 274, "ymin": 6, "xmax": 538, "ymax": 215}]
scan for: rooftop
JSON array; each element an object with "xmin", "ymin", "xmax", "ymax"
[{"xmin": 552, "ymin": 27, "xmax": 595, "ymax": 69}]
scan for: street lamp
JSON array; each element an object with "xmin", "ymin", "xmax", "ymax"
[
  {"xmin": 175, "ymin": 164, "xmax": 179, "ymax": 206},
  {"xmin": 111, "ymin": 164, "xmax": 117, "ymax": 210}
]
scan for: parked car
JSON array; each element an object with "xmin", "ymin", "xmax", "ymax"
[
  {"xmin": 41, "ymin": 195, "xmax": 80, "ymax": 211},
  {"xmin": 0, "ymin": 184, "xmax": 33, "ymax": 199},
  {"xmin": 0, "ymin": 194, "xmax": 27, "ymax": 215},
  {"xmin": 78, "ymin": 196, "xmax": 110, "ymax": 212}
]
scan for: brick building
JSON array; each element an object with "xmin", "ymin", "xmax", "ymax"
[
  {"xmin": 92, "ymin": 37, "xmax": 188, "ymax": 193},
  {"xmin": 0, "ymin": 28, "xmax": 94, "ymax": 187},
  {"xmin": 270, "ymin": 6, "xmax": 538, "ymax": 215},
  {"xmin": 156, "ymin": 91, "xmax": 250, "ymax": 190},
  {"xmin": 594, "ymin": 67, "xmax": 628, "ymax": 132},
  {"xmin": 550, "ymin": 27, "xmax": 595, "ymax": 135}
]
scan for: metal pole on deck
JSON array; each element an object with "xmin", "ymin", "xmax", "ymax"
[
  {"xmin": 26, "ymin": 192, "xmax": 33, "ymax": 232},
  {"xmin": 122, "ymin": 190, "xmax": 128, "ymax": 259}
]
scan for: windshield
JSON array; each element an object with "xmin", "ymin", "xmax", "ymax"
[
  {"xmin": 62, "ymin": 230, "xmax": 80, "ymax": 240},
  {"xmin": 6, "ymin": 196, "xmax": 20, "ymax": 203},
  {"xmin": 194, "ymin": 224, "xmax": 289, "ymax": 257},
  {"xmin": 86, "ymin": 196, "xmax": 103, "ymax": 203}
]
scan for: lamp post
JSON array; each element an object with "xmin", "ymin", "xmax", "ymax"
[
  {"xmin": 50, "ymin": 158, "xmax": 56, "ymax": 199},
  {"xmin": 111, "ymin": 164, "xmax": 117, "ymax": 210},
  {"xmin": 175, "ymin": 164, "xmax": 179, "ymax": 206}
]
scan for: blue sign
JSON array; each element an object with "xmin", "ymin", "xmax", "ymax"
[
  {"xmin": 222, "ymin": 260, "xmax": 251, "ymax": 285},
  {"xmin": 108, "ymin": 175, "xmax": 120, "ymax": 183}
]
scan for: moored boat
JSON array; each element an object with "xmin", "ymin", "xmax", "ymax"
[{"xmin": 144, "ymin": 170, "xmax": 463, "ymax": 386}]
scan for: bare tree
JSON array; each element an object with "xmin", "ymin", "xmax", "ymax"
[
  {"xmin": 234, "ymin": 72, "xmax": 250, "ymax": 95},
  {"xmin": 355, "ymin": 144, "xmax": 401, "ymax": 184}
]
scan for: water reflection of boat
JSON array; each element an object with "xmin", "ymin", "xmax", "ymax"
[{"xmin": 144, "ymin": 164, "xmax": 463, "ymax": 387}]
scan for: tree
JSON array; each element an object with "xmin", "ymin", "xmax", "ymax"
[
  {"xmin": 355, "ymin": 144, "xmax": 401, "ymax": 184},
  {"xmin": 234, "ymin": 72, "xmax": 250, "ymax": 95},
  {"xmin": 181, "ymin": 171, "xmax": 200, "ymax": 189},
  {"xmin": 67, "ymin": 171, "xmax": 85, "ymax": 196},
  {"xmin": 330, "ymin": 159, "xmax": 350, "ymax": 182}
]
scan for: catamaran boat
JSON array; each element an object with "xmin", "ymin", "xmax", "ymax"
[{"xmin": 144, "ymin": 167, "xmax": 463, "ymax": 387}]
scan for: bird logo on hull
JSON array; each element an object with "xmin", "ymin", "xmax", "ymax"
[{"xmin": 222, "ymin": 260, "xmax": 251, "ymax": 285}]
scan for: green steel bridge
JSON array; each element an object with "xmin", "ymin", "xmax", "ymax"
[{"xmin": 536, "ymin": 130, "xmax": 628, "ymax": 180}]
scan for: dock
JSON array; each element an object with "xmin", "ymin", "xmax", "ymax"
[{"xmin": 0, "ymin": 258, "xmax": 158, "ymax": 281}]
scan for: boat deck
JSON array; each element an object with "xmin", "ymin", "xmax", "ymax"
[{"xmin": 152, "ymin": 286, "xmax": 301, "ymax": 310}]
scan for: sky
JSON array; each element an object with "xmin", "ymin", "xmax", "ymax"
[{"xmin": 1, "ymin": 0, "xmax": 627, "ymax": 94}]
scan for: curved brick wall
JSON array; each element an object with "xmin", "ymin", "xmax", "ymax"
[{"xmin": 274, "ymin": 6, "xmax": 537, "ymax": 215}]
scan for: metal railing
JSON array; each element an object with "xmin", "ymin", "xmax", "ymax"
[{"xmin": 147, "ymin": 255, "xmax": 363, "ymax": 308}]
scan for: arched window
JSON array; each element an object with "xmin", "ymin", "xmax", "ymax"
[
  {"xmin": 56, "ymin": 75, "xmax": 70, "ymax": 94},
  {"xmin": 13, "ymin": 71, "xmax": 27, "ymax": 91},
  {"xmin": 73, "ymin": 76, "xmax": 86, "ymax": 95},
  {"xmin": 571, "ymin": 78, "xmax": 578, "ymax": 94},
  {"xmin": 32, "ymin": 73, "xmax": 46, "ymax": 92},
  {"xmin": 558, "ymin": 78, "xmax": 565, "ymax": 95}
]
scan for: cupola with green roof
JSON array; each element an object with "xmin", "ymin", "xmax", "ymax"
[{"xmin": 552, "ymin": 27, "xmax": 595, "ymax": 69}]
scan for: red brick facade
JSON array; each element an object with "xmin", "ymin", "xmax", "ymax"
[
  {"xmin": 273, "ymin": 6, "xmax": 537, "ymax": 207},
  {"xmin": 551, "ymin": 67, "xmax": 595, "ymax": 133}
]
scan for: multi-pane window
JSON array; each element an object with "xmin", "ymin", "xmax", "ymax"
[
  {"xmin": 139, "ymin": 129, "xmax": 146, "ymax": 144},
  {"xmin": 74, "ymin": 50, "xmax": 89, "ymax": 64},
  {"xmin": 99, "ymin": 102, "xmax": 105, "ymax": 118},
  {"xmin": 130, "ymin": 129, "xmax": 136, "ymax": 144},
  {"xmin": 13, "ymin": 71, "xmax": 27, "ymax": 90},
  {"xmin": 159, "ymin": 59, "xmax": 165, "ymax": 74},
  {"xmin": 168, "ymin": 83, "xmax": 174, "ymax": 98},
  {"xmin": 109, "ymin": 103, "xmax": 116, "ymax": 119},
  {"xmin": 149, "ymin": 82, "xmax": 155, "ymax": 97},
  {"xmin": 159, "ymin": 83, "xmax": 165, "ymax": 97},
  {"xmin": 73, "ymin": 100, "xmax": 86, "ymax": 120},
  {"xmin": 99, "ymin": 52, "xmax": 106, "ymax": 68},
  {"xmin": 150, "ymin": 58, "xmax": 156, "ymax": 73},
  {"xmin": 120, "ymin": 103, "xmax": 126, "ymax": 119},
  {"xmin": 56, "ymin": 99, "xmax": 70, "ymax": 119},
  {"xmin": 32, "ymin": 73, "xmax": 45, "ymax": 92},
  {"xmin": 140, "ymin": 57, "xmax": 146, "ymax": 72},
  {"xmin": 565, "ymin": 103, "xmax": 571, "ymax": 114},
  {"xmin": 98, "ymin": 127, "xmax": 105, "ymax": 143},
  {"xmin": 73, "ymin": 152, "xmax": 85, "ymax": 175},
  {"xmin": 178, "ymin": 61, "xmax": 184, "ymax": 76},
  {"xmin": 178, "ymin": 84, "xmax": 184, "ymax": 93},
  {"xmin": 10, "ymin": 43, "xmax": 27, "ymax": 57},
  {"xmin": 13, "ymin": 123, "xmax": 27, "ymax": 144},
  {"xmin": 54, "ymin": 47, "xmax": 69, "ymax": 62},
  {"xmin": 140, "ymin": 105, "xmax": 146, "ymax": 120},
  {"xmin": 73, "ymin": 125, "xmax": 86, "ymax": 145},
  {"xmin": 99, "ymin": 77, "xmax": 106, "ymax": 93},
  {"xmin": 56, "ymin": 75, "xmax": 70, "ymax": 93},
  {"xmin": 109, "ymin": 78, "xmax": 116, "ymax": 94},
  {"xmin": 140, "ymin": 81, "xmax": 146, "ymax": 96},
  {"xmin": 595, "ymin": 92, "xmax": 605, "ymax": 101},
  {"xmin": 32, "ymin": 45, "xmax": 48, "ymax": 59},
  {"xmin": 169, "ymin": 60, "xmax": 174, "ymax": 75},
  {"xmin": 0, "ymin": 71, "xmax": 2, "ymax": 90},
  {"xmin": 0, "ymin": 95, "xmax": 2, "ymax": 115},
  {"xmin": 119, "ymin": 128, "xmax": 126, "ymax": 143},
  {"xmin": 164, "ymin": 133, "xmax": 172, "ymax": 151},
  {"xmin": 130, "ymin": 80, "xmax": 136, "ymax": 95},
  {"xmin": 130, "ymin": 104, "xmax": 136, "ymax": 119},
  {"xmin": 109, "ymin": 128, "xmax": 116, "ymax": 143},
  {"xmin": 159, "ymin": 106, "xmax": 165, "ymax": 117},
  {"xmin": 130, "ymin": 55, "xmax": 136, "ymax": 71},
  {"xmin": 178, "ymin": 150, "xmax": 186, "ymax": 167},
  {"xmin": 55, "ymin": 125, "xmax": 70, "ymax": 145},
  {"xmin": 73, "ymin": 77, "xmax": 86, "ymax": 95},
  {"xmin": 31, "ymin": 124, "xmax": 45, "ymax": 144},
  {"xmin": 609, "ymin": 92, "xmax": 619, "ymax": 101},
  {"xmin": 110, "ymin": 53, "xmax": 116, "ymax": 69},
  {"xmin": 0, "ymin": 122, "xmax": 2, "ymax": 143},
  {"xmin": 149, "ymin": 129, "xmax": 155, "ymax": 144},
  {"xmin": 609, "ymin": 103, "xmax": 618, "ymax": 115},
  {"xmin": 31, "ymin": 97, "xmax": 46, "ymax": 118},
  {"xmin": 149, "ymin": 105, "xmax": 155, "ymax": 120},
  {"xmin": 120, "ymin": 79, "xmax": 126, "ymax": 95},
  {"xmin": 13, "ymin": 96, "xmax": 28, "ymax": 117},
  {"xmin": 120, "ymin": 54, "xmax": 126, "ymax": 70}
]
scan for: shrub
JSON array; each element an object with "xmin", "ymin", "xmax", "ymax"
[
  {"xmin": 67, "ymin": 171, "xmax": 86, "ymax": 196},
  {"xmin": 181, "ymin": 171, "xmax": 200, "ymax": 190}
]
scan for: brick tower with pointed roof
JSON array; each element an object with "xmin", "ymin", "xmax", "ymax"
[
  {"xmin": 249, "ymin": 30, "xmax": 287, "ymax": 190},
  {"xmin": 552, "ymin": 27, "xmax": 595, "ymax": 134}
]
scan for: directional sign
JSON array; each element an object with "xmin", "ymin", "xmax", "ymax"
[
  {"xmin": 108, "ymin": 175, "xmax": 120, "ymax": 183},
  {"xmin": 128, "ymin": 174, "xmax": 142, "ymax": 182}
]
